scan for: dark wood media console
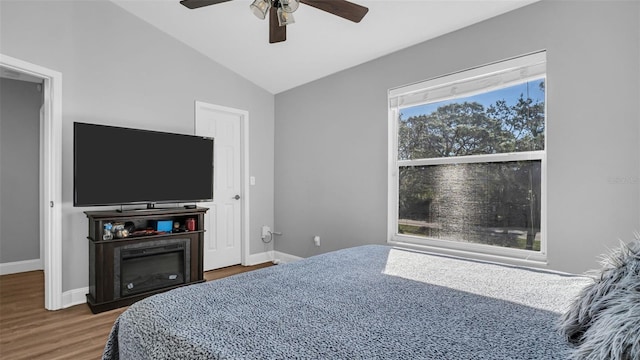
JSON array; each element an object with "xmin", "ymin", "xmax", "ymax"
[{"xmin": 85, "ymin": 207, "xmax": 208, "ymax": 314}]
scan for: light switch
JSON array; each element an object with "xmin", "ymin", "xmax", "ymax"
[{"xmin": 250, "ymin": 176, "xmax": 256, "ymax": 185}]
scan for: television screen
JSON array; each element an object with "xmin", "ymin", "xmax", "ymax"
[{"xmin": 74, "ymin": 122, "xmax": 214, "ymax": 207}]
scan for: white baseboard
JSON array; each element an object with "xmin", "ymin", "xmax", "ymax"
[
  {"xmin": 273, "ymin": 251, "xmax": 303, "ymax": 264},
  {"xmin": 245, "ymin": 251, "xmax": 274, "ymax": 266},
  {"xmin": 0, "ymin": 259, "xmax": 85, "ymax": 310},
  {"xmin": 245, "ymin": 251, "xmax": 304, "ymax": 265},
  {"xmin": 0, "ymin": 258, "xmax": 43, "ymax": 275},
  {"xmin": 62, "ymin": 287, "xmax": 88, "ymax": 309}
]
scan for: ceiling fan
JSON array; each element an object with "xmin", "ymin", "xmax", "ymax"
[{"xmin": 180, "ymin": 0, "xmax": 369, "ymax": 44}]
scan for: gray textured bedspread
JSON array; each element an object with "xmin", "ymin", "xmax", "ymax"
[{"xmin": 102, "ymin": 245, "xmax": 590, "ymax": 359}]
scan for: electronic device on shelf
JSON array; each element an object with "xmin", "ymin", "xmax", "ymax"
[{"xmin": 73, "ymin": 122, "xmax": 214, "ymax": 208}]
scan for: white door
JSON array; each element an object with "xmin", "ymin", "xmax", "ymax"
[{"xmin": 195, "ymin": 102, "xmax": 245, "ymax": 270}]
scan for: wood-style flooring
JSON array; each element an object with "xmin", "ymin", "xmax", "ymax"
[{"xmin": 0, "ymin": 262, "xmax": 272, "ymax": 360}]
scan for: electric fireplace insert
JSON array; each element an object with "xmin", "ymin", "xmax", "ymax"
[{"xmin": 114, "ymin": 238, "xmax": 191, "ymax": 299}]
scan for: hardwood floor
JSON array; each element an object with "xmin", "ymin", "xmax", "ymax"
[{"xmin": 0, "ymin": 263, "xmax": 272, "ymax": 360}]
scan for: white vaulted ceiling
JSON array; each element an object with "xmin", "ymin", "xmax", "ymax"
[{"xmin": 111, "ymin": 0, "xmax": 538, "ymax": 94}]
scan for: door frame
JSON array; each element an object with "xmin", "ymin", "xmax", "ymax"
[
  {"xmin": 0, "ymin": 54, "xmax": 63, "ymax": 310},
  {"xmin": 194, "ymin": 101, "xmax": 250, "ymax": 266}
]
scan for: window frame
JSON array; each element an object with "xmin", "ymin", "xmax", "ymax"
[{"xmin": 387, "ymin": 52, "xmax": 548, "ymax": 264}]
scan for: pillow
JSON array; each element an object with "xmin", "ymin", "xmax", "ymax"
[{"xmin": 558, "ymin": 236, "xmax": 640, "ymax": 360}]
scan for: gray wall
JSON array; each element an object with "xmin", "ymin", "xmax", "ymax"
[
  {"xmin": 0, "ymin": 0, "xmax": 275, "ymax": 292},
  {"xmin": 0, "ymin": 78, "xmax": 42, "ymax": 263},
  {"xmin": 274, "ymin": 0, "xmax": 640, "ymax": 274}
]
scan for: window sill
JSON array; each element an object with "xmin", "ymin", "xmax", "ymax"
[{"xmin": 388, "ymin": 236, "xmax": 549, "ymax": 270}]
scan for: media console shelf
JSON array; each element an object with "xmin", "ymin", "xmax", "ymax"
[{"xmin": 85, "ymin": 207, "xmax": 208, "ymax": 314}]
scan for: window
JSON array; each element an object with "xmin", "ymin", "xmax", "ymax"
[{"xmin": 388, "ymin": 52, "xmax": 546, "ymax": 261}]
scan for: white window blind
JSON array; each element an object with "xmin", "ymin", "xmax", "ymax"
[{"xmin": 389, "ymin": 51, "xmax": 546, "ymax": 109}]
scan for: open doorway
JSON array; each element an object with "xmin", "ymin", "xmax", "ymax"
[
  {"xmin": 0, "ymin": 68, "xmax": 44, "ymax": 274},
  {"xmin": 0, "ymin": 54, "xmax": 62, "ymax": 310}
]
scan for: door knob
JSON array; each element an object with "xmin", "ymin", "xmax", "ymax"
[{"xmin": 234, "ymin": 194, "xmax": 241, "ymax": 200}]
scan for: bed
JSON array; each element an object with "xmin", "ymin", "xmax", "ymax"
[{"xmin": 102, "ymin": 245, "xmax": 592, "ymax": 360}]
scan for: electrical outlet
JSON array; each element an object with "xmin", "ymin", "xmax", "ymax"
[
  {"xmin": 313, "ymin": 236, "xmax": 320, "ymax": 247},
  {"xmin": 262, "ymin": 225, "xmax": 271, "ymax": 239}
]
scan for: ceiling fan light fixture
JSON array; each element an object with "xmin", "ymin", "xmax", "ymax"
[
  {"xmin": 182, "ymin": 0, "xmax": 369, "ymax": 44},
  {"xmin": 250, "ymin": 0, "xmax": 271, "ymax": 20},
  {"xmin": 277, "ymin": 7, "xmax": 295, "ymax": 26},
  {"xmin": 280, "ymin": 0, "xmax": 299, "ymax": 13}
]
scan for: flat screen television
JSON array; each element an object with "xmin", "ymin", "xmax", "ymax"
[{"xmin": 74, "ymin": 122, "xmax": 214, "ymax": 207}]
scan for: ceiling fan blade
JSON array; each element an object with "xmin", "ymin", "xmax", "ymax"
[
  {"xmin": 300, "ymin": 0, "xmax": 368, "ymax": 23},
  {"xmin": 180, "ymin": 0, "xmax": 233, "ymax": 10},
  {"xmin": 269, "ymin": 7, "xmax": 287, "ymax": 44}
]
